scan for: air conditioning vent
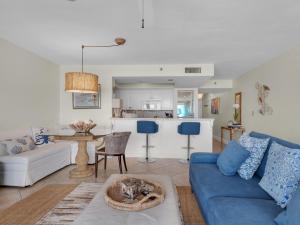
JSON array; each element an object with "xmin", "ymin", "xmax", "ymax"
[{"xmin": 185, "ymin": 67, "xmax": 201, "ymax": 74}]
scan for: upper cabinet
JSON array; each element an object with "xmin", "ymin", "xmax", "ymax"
[{"xmin": 115, "ymin": 88, "xmax": 174, "ymax": 110}]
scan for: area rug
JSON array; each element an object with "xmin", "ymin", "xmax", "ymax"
[{"xmin": 0, "ymin": 183, "xmax": 204, "ymax": 225}]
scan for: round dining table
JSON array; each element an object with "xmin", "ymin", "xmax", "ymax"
[{"xmin": 50, "ymin": 129, "xmax": 110, "ymax": 178}]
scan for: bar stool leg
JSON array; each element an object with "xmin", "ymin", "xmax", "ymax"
[
  {"xmin": 179, "ymin": 135, "xmax": 191, "ymax": 164},
  {"xmin": 146, "ymin": 134, "xmax": 149, "ymax": 161},
  {"xmin": 138, "ymin": 134, "xmax": 156, "ymax": 163},
  {"xmin": 187, "ymin": 135, "xmax": 191, "ymax": 161}
]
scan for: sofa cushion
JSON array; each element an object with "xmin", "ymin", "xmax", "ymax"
[
  {"xmin": 249, "ymin": 132, "xmax": 300, "ymax": 178},
  {"xmin": 238, "ymin": 133, "xmax": 270, "ymax": 180},
  {"xmin": 217, "ymin": 141, "xmax": 249, "ymax": 176},
  {"xmin": 190, "ymin": 163, "xmax": 271, "ymax": 209},
  {"xmin": 259, "ymin": 142, "xmax": 300, "ymax": 208},
  {"xmin": 190, "ymin": 152, "xmax": 220, "ymax": 164},
  {"xmin": 207, "ymin": 197, "xmax": 282, "ymax": 225}
]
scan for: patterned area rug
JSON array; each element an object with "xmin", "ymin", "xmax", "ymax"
[
  {"xmin": 36, "ymin": 183, "xmax": 101, "ymax": 225},
  {"xmin": 0, "ymin": 183, "xmax": 204, "ymax": 225}
]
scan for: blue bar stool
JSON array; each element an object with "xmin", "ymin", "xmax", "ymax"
[
  {"xmin": 178, "ymin": 122, "xmax": 201, "ymax": 163},
  {"xmin": 137, "ymin": 121, "xmax": 159, "ymax": 163}
]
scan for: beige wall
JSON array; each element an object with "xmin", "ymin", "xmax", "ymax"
[
  {"xmin": 203, "ymin": 91, "xmax": 233, "ymax": 140},
  {"xmin": 0, "ymin": 38, "xmax": 60, "ymax": 131},
  {"xmin": 203, "ymin": 48, "xmax": 300, "ymax": 144},
  {"xmin": 60, "ymin": 65, "xmax": 113, "ymax": 128}
]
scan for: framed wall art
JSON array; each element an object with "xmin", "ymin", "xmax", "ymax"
[
  {"xmin": 211, "ymin": 97, "xmax": 220, "ymax": 114},
  {"xmin": 72, "ymin": 85, "xmax": 101, "ymax": 109}
]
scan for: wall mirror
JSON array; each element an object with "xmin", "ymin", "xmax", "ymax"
[{"xmin": 234, "ymin": 92, "xmax": 242, "ymax": 124}]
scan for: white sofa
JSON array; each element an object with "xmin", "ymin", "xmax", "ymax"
[{"xmin": 0, "ymin": 129, "xmax": 99, "ymax": 187}]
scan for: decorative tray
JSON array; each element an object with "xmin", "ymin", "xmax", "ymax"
[{"xmin": 104, "ymin": 176, "xmax": 165, "ymax": 211}]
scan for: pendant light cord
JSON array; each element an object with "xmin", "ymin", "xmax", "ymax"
[{"xmin": 81, "ymin": 45, "xmax": 84, "ymax": 73}]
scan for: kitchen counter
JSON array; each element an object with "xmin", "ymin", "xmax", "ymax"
[{"xmin": 111, "ymin": 118, "xmax": 214, "ymax": 159}]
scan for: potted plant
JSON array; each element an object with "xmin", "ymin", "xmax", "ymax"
[{"xmin": 233, "ymin": 104, "xmax": 240, "ymax": 125}]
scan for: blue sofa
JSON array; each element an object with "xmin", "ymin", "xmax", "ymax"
[{"xmin": 189, "ymin": 131, "xmax": 300, "ymax": 225}]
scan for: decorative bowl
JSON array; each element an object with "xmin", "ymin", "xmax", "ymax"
[
  {"xmin": 104, "ymin": 176, "xmax": 165, "ymax": 211},
  {"xmin": 69, "ymin": 120, "xmax": 96, "ymax": 133}
]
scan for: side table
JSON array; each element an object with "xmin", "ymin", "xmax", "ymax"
[{"xmin": 221, "ymin": 126, "xmax": 245, "ymax": 148}]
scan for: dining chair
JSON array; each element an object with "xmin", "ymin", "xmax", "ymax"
[{"xmin": 95, "ymin": 132, "xmax": 131, "ymax": 177}]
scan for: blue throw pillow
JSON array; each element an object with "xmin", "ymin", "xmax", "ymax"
[
  {"xmin": 274, "ymin": 187, "xmax": 300, "ymax": 225},
  {"xmin": 217, "ymin": 141, "xmax": 249, "ymax": 176},
  {"xmin": 259, "ymin": 142, "xmax": 300, "ymax": 208},
  {"xmin": 238, "ymin": 134, "xmax": 270, "ymax": 180}
]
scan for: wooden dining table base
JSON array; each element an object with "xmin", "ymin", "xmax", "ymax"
[
  {"xmin": 51, "ymin": 132, "xmax": 107, "ymax": 179},
  {"xmin": 70, "ymin": 140, "xmax": 94, "ymax": 178}
]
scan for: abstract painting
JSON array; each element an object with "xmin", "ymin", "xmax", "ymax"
[
  {"xmin": 256, "ymin": 82, "xmax": 273, "ymax": 115},
  {"xmin": 211, "ymin": 97, "xmax": 220, "ymax": 114}
]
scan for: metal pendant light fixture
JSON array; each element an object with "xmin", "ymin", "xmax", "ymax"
[
  {"xmin": 141, "ymin": 0, "xmax": 145, "ymax": 28},
  {"xmin": 65, "ymin": 38, "xmax": 126, "ymax": 94}
]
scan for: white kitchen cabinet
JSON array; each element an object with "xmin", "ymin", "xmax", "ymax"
[{"xmin": 115, "ymin": 88, "xmax": 174, "ymax": 110}]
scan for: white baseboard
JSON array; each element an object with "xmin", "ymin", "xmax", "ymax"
[{"xmin": 213, "ymin": 135, "xmax": 229, "ymax": 145}]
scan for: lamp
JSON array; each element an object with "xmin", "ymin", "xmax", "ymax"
[
  {"xmin": 65, "ymin": 72, "xmax": 98, "ymax": 93},
  {"xmin": 65, "ymin": 38, "xmax": 126, "ymax": 93}
]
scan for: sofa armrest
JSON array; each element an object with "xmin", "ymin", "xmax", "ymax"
[{"xmin": 190, "ymin": 152, "xmax": 220, "ymax": 164}]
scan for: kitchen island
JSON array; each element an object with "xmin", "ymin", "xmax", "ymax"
[{"xmin": 111, "ymin": 118, "xmax": 214, "ymax": 159}]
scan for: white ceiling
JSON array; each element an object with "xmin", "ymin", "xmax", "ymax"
[{"xmin": 1, "ymin": 0, "xmax": 300, "ymax": 79}]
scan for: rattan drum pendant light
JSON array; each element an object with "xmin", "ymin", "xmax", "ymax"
[{"xmin": 65, "ymin": 38, "xmax": 126, "ymax": 93}]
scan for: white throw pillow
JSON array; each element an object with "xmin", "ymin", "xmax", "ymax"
[{"xmin": 31, "ymin": 127, "xmax": 49, "ymax": 145}]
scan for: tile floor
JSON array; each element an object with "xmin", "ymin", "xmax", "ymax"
[{"xmin": 0, "ymin": 139, "xmax": 223, "ymax": 211}]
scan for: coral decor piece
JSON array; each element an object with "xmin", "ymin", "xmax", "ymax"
[
  {"xmin": 69, "ymin": 120, "xmax": 96, "ymax": 133},
  {"xmin": 256, "ymin": 82, "xmax": 273, "ymax": 115}
]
